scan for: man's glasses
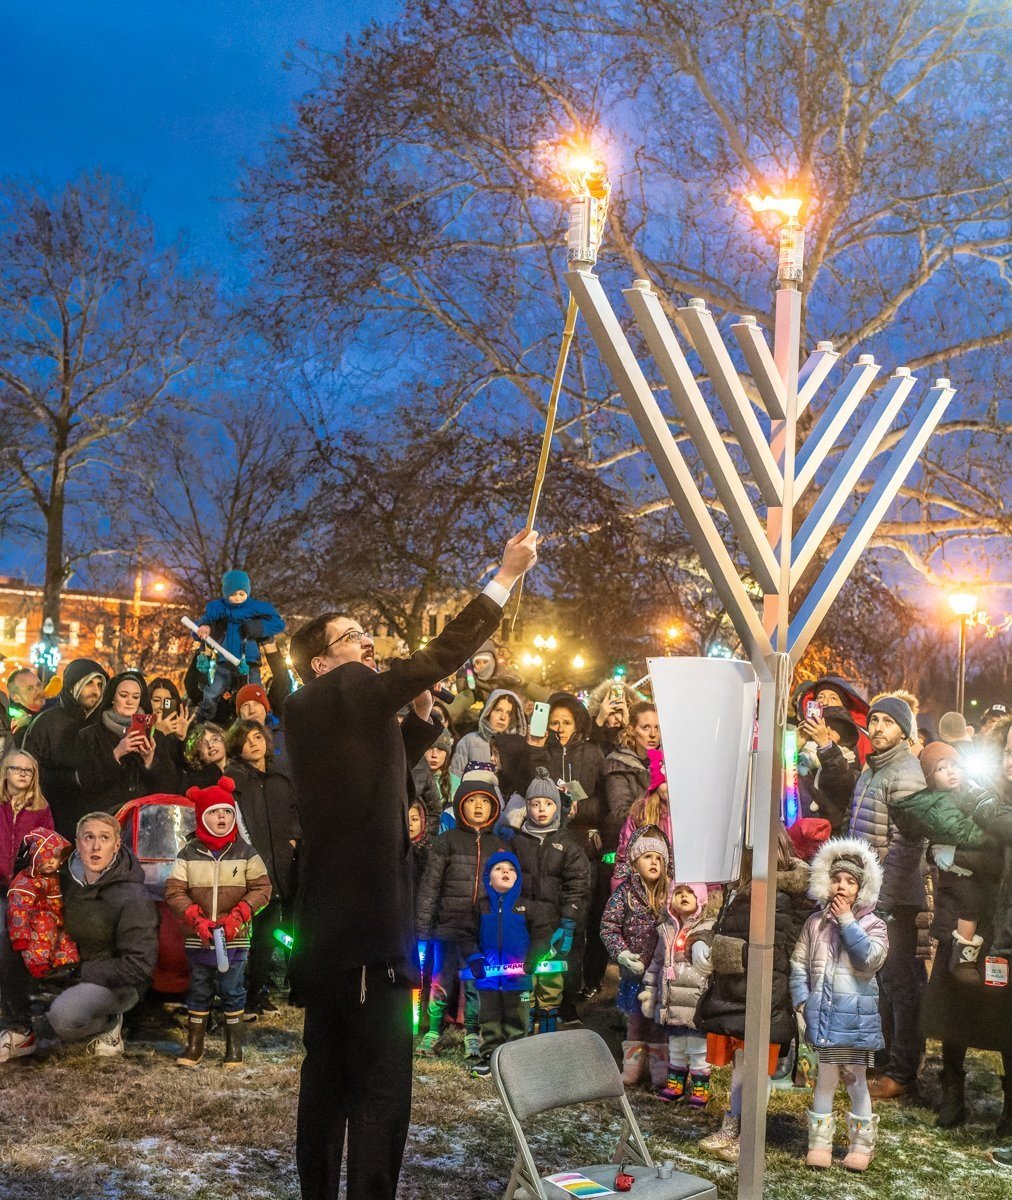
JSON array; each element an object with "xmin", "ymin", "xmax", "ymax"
[{"xmin": 325, "ymin": 629, "xmax": 372, "ymax": 650}]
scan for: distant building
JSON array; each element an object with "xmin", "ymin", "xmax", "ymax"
[{"xmin": 0, "ymin": 579, "xmax": 187, "ymax": 680}]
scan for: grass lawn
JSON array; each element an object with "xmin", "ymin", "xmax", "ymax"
[{"xmin": 0, "ymin": 993, "xmax": 1009, "ymax": 1199}]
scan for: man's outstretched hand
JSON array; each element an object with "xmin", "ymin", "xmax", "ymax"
[{"xmin": 492, "ymin": 529, "xmax": 539, "ymax": 592}]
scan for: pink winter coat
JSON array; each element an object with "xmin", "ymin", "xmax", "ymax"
[{"xmin": 0, "ymin": 801, "xmax": 55, "ymax": 887}]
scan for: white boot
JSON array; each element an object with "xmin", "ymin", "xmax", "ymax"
[
  {"xmin": 842, "ymin": 1112, "xmax": 879, "ymax": 1172},
  {"xmin": 806, "ymin": 1111, "xmax": 836, "ymax": 1168}
]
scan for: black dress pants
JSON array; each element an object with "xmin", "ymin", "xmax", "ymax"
[{"xmin": 296, "ymin": 965, "xmax": 413, "ymax": 1200}]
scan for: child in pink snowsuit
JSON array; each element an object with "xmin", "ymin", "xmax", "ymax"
[{"xmin": 6, "ymin": 827, "xmax": 79, "ymax": 978}]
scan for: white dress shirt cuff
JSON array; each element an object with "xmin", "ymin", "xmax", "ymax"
[{"xmin": 481, "ymin": 579, "xmax": 512, "ymax": 608}]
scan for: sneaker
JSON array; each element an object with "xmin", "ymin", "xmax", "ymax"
[
  {"xmin": 0, "ymin": 1028, "xmax": 36, "ymax": 1063},
  {"xmin": 259, "ymin": 998, "xmax": 280, "ymax": 1015},
  {"xmin": 416, "ymin": 1031, "xmax": 442, "ymax": 1057},
  {"xmin": 463, "ymin": 1032, "xmax": 482, "ymax": 1059},
  {"xmin": 86, "ymin": 1014, "xmax": 124, "ymax": 1058},
  {"xmin": 470, "ymin": 1062, "xmax": 492, "ymax": 1078}
]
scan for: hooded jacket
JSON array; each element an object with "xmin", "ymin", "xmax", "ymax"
[
  {"xmin": 6, "ymin": 828, "xmax": 79, "ymax": 977},
  {"xmin": 694, "ymin": 857, "xmax": 811, "ymax": 1046},
  {"xmin": 641, "ymin": 883, "xmax": 713, "ymax": 1029},
  {"xmin": 75, "ymin": 672, "xmax": 176, "ymax": 818},
  {"xmin": 789, "ymin": 838, "xmax": 888, "ymax": 1052},
  {"xmin": 415, "ymin": 784, "xmax": 504, "ymax": 944},
  {"xmin": 600, "ymin": 828, "xmax": 672, "ymax": 970},
  {"xmin": 449, "ymin": 689, "xmax": 527, "ymax": 780},
  {"xmin": 510, "ymin": 783, "xmax": 591, "ymax": 941},
  {"xmin": 527, "ymin": 692, "xmax": 605, "ymax": 833},
  {"xmin": 847, "ymin": 739, "xmax": 927, "ymax": 910},
  {"xmin": 21, "ymin": 659, "xmax": 108, "ymax": 837},
  {"xmin": 468, "ymin": 850, "xmax": 531, "ymax": 992},
  {"xmin": 164, "ymin": 833, "xmax": 272, "ymax": 951},
  {"xmin": 194, "ymin": 593, "xmax": 285, "ymax": 666},
  {"xmin": 62, "ymin": 845, "xmax": 158, "ymax": 992}
]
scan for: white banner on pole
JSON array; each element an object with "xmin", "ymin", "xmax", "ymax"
[{"xmin": 647, "ymin": 656, "xmax": 758, "ymax": 884}]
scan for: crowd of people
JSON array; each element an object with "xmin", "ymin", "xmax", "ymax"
[{"xmin": 1, "ymin": 565, "xmax": 1012, "ymax": 1189}]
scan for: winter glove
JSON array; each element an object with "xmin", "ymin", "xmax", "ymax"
[
  {"xmin": 637, "ymin": 988, "xmax": 656, "ymax": 1019},
  {"xmin": 184, "ymin": 903, "xmax": 215, "ymax": 946},
  {"xmin": 550, "ymin": 920, "xmax": 576, "ymax": 956},
  {"xmin": 691, "ymin": 940, "xmax": 714, "ymax": 976},
  {"xmin": 931, "ymin": 845, "xmax": 973, "ymax": 877},
  {"xmin": 466, "ymin": 953, "xmax": 486, "ymax": 981},
  {"xmin": 217, "ymin": 901, "xmax": 253, "ymax": 941},
  {"xmin": 617, "ymin": 950, "xmax": 645, "ymax": 976}
]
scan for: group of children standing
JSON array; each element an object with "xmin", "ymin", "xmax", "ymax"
[{"xmin": 409, "ymin": 734, "xmax": 897, "ymax": 1174}]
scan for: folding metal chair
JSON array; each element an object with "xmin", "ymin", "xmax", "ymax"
[{"xmin": 491, "ymin": 1029, "xmax": 719, "ymax": 1199}]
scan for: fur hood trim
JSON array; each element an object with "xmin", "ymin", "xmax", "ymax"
[{"xmin": 808, "ymin": 837, "xmax": 883, "ymax": 910}]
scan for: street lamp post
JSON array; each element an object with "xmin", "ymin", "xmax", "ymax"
[{"xmin": 948, "ymin": 591, "xmax": 978, "ymax": 715}]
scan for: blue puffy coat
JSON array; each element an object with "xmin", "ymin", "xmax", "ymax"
[
  {"xmin": 790, "ymin": 837, "xmax": 889, "ymax": 1052},
  {"xmin": 471, "ymin": 850, "xmax": 531, "ymax": 992},
  {"xmin": 195, "ymin": 596, "xmax": 285, "ymax": 665}
]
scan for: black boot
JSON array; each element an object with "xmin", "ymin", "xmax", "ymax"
[
  {"xmin": 936, "ymin": 1068, "xmax": 966, "ymax": 1129},
  {"xmin": 996, "ymin": 1075, "xmax": 1012, "ymax": 1139},
  {"xmin": 222, "ymin": 1010, "xmax": 245, "ymax": 1068},
  {"xmin": 176, "ymin": 1012, "xmax": 208, "ymax": 1069}
]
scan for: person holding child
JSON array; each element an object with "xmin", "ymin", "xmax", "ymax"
[
  {"xmin": 790, "ymin": 837, "xmax": 889, "ymax": 1172},
  {"xmin": 165, "ymin": 776, "xmax": 272, "ymax": 1068}
]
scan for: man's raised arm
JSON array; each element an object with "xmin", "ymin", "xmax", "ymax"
[{"xmin": 372, "ymin": 530, "xmax": 538, "ymax": 716}]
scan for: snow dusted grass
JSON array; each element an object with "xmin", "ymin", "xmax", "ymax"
[{"xmin": 0, "ymin": 995, "xmax": 1009, "ymax": 1198}]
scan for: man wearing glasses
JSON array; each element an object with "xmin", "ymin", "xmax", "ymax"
[{"xmin": 284, "ymin": 528, "xmax": 538, "ymax": 1200}]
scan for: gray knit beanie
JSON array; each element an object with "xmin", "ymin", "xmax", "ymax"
[{"xmin": 867, "ymin": 696, "xmax": 915, "ymax": 741}]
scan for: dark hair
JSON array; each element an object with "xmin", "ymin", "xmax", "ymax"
[
  {"xmin": 148, "ymin": 677, "xmax": 181, "ymax": 701},
  {"xmin": 289, "ymin": 611, "xmax": 354, "ymax": 683},
  {"xmin": 226, "ymin": 718, "xmax": 274, "ymax": 765}
]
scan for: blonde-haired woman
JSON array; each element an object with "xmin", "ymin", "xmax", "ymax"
[{"xmin": 0, "ymin": 748, "xmax": 54, "ymax": 1061}]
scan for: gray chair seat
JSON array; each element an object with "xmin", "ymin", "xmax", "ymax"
[{"xmin": 515, "ymin": 1163, "xmax": 716, "ymax": 1199}]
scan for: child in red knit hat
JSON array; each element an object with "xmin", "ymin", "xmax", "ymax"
[{"xmin": 164, "ymin": 776, "xmax": 271, "ymax": 1068}]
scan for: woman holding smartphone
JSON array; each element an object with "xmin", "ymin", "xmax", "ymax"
[{"xmin": 75, "ymin": 672, "xmax": 174, "ymax": 814}]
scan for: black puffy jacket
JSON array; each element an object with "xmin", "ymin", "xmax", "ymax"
[
  {"xmin": 225, "ymin": 760, "xmax": 302, "ymax": 902},
  {"xmin": 511, "ymin": 824, "xmax": 591, "ymax": 941},
  {"xmin": 694, "ymin": 859, "xmax": 811, "ymax": 1046},
  {"xmin": 415, "ymin": 789, "xmax": 503, "ymax": 944},
  {"xmin": 21, "ymin": 658, "xmax": 108, "ymax": 836}
]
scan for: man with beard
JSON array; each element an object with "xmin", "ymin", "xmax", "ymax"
[
  {"xmin": 21, "ymin": 659, "xmax": 108, "ymax": 837},
  {"xmin": 846, "ymin": 695, "xmax": 927, "ymax": 1099},
  {"xmin": 285, "ymin": 530, "xmax": 537, "ymax": 1200}
]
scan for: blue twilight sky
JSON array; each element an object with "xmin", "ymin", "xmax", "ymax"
[{"xmin": 1, "ymin": 0, "xmax": 399, "ymax": 277}]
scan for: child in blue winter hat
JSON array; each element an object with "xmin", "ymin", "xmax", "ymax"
[
  {"xmin": 192, "ymin": 569, "xmax": 285, "ymax": 721},
  {"xmin": 464, "ymin": 849, "xmax": 532, "ymax": 1078}
]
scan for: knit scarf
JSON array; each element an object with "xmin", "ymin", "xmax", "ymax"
[{"xmin": 102, "ymin": 709, "xmax": 133, "ymax": 737}]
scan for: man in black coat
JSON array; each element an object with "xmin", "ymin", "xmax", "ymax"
[
  {"xmin": 20, "ymin": 659, "xmax": 108, "ymax": 835},
  {"xmin": 284, "ymin": 529, "xmax": 537, "ymax": 1200}
]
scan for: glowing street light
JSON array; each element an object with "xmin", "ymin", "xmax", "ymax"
[
  {"xmin": 572, "ymin": 654, "xmax": 586, "ymax": 671},
  {"xmin": 948, "ymin": 590, "xmax": 979, "ymax": 715}
]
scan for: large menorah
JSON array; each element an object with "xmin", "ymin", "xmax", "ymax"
[{"xmin": 563, "ymin": 169, "xmax": 953, "ymax": 1198}]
